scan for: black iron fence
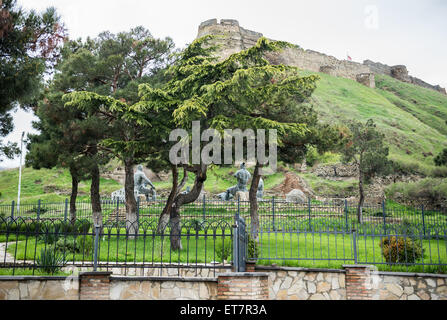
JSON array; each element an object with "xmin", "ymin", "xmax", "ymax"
[
  {"xmin": 250, "ymin": 226, "xmax": 447, "ymax": 274},
  {"xmin": 1, "ymin": 197, "xmax": 446, "ymax": 235},
  {"xmin": 1, "ymin": 197, "xmax": 446, "ymax": 276},
  {"xmin": 0, "ymin": 217, "xmax": 233, "ymax": 277}
]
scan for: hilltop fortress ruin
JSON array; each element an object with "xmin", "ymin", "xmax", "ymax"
[{"xmin": 197, "ymin": 19, "xmax": 446, "ymax": 95}]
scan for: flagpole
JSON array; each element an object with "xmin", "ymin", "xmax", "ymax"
[{"xmin": 17, "ymin": 131, "xmax": 25, "ymax": 215}]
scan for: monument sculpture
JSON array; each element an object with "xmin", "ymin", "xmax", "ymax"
[
  {"xmin": 217, "ymin": 163, "xmax": 251, "ymax": 201},
  {"xmin": 257, "ymin": 178, "xmax": 264, "ymax": 200},
  {"xmin": 216, "ymin": 163, "xmax": 264, "ymax": 201},
  {"xmin": 134, "ymin": 165, "xmax": 156, "ymax": 201},
  {"xmin": 111, "ymin": 165, "xmax": 156, "ymax": 201}
]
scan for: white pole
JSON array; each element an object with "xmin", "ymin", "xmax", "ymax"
[{"xmin": 17, "ymin": 131, "xmax": 25, "ymax": 214}]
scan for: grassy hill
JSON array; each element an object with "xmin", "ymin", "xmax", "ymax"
[
  {"xmin": 304, "ymin": 71, "xmax": 447, "ymax": 175},
  {"xmin": 1, "ymin": 72, "xmax": 446, "ymax": 205}
]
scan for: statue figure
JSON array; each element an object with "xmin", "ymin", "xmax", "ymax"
[
  {"xmin": 235, "ymin": 162, "xmax": 251, "ymax": 192},
  {"xmin": 134, "ymin": 165, "xmax": 156, "ymax": 201},
  {"xmin": 217, "ymin": 163, "xmax": 251, "ymax": 201},
  {"xmin": 180, "ymin": 186, "xmax": 191, "ymax": 195},
  {"xmin": 257, "ymin": 178, "xmax": 264, "ymax": 200}
]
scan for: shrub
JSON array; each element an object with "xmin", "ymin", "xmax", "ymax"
[
  {"xmin": 305, "ymin": 146, "xmax": 319, "ymax": 167},
  {"xmin": 55, "ymin": 235, "xmax": 94, "ymax": 255},
  {"xmin": 189, "ymin": 219, "xmax": 204, "ymax": 232},
  {"xmin": 36, "ymin": 247, "xmax": 66, "ymax": 274},
  {"xmin": 216, "ymin": 239, "xmax": 232, "ymax": 262},
  {"xmin": 247, "ymin": 235, "xmax": 260, "ymax": 259},
  {"xmin": 39, "ymin": 225, "xmax": 61, "ymax": 244},
  {"xmin": 58, "ymin": 220, "xmax": 92, "ymax": 234},
  {"xmin": 380, "ymin": 236, "xmax": 423, "ymax": 264}
]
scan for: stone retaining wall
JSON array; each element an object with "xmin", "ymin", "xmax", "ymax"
[
  {"xmin": 109, "ymin": 277, "xmax": 217, "ymax": 300},
  {"xmin": 0, "ymin": 277, "xmax": 78, "ymax": 300},
  {"xmin": 1, "ymin": 267, "xmax": 446, "ymax": 300}
]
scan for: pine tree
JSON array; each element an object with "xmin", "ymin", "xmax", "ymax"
[
  {"xmin": 134, "ymin": 35, "xmax": 340, "ymax": 247},
  {"xmin": 341, "ymin": 119, "xmax": 391, "ymax": 223},
  {"xmin": 0, "ymin": 0, "xmax": 65, "ymax": 160},
  {"xmin": 62, "ymin": 27, "xmax": 174, "ymax": 233}
]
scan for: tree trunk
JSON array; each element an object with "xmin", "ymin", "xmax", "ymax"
[
  {"xmin": 357, "ymin": 174, "xmax": 364, "ymax": 224},
  {"xmin": 249, "ymin": 163, "xmax": 262, "ymax": 242},
  {"xmin": 157, "ymin": 166, "xmax": 188, "ymax": 233},
  {"xmin": 90, "ymin": 163, "xmax": 103, "ymax": 229},
  {"xmin": 170, "ymin": 164, "xmax": 207, "ymax": 251},
  {"xmin": 69, "ymin": 167, "xmax": 78, "ymax": 224},
  {"xmin": 124, "ymin": 160, "xmax": 138, "ymax": 236}
]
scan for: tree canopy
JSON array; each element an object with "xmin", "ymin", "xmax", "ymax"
[{"xmin": 0, "ymin": 0, "xmax": 65, "ymax": 161}]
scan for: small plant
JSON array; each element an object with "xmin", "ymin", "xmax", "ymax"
[
  {"xmin": 55, "ymin": 235, "xmax": 94, "ymax": 255},
  {"xmin": 36, "ymin": 247, "xmax": 66, "ymax": 274},
  {"xmin": 216, "ymin": 239, "xmax": 232, "ymax": 262},
  {"xmin": 25, "ymin": 206, "xmax": 49, "ymax": 215},
  {"xmin": 247, "ymin": 235, "xmax": 260, "ymax": 259},
  {"xmin": 380, "ymin": 236, "xmax": 423, "ymax": 264},
  {"xmin": 39, "ymin": 225, "xmax": 61, "ymax": 244},
  {"xmin": 189, "ymin": 218, "xmax": 204, "ymax": 232}
]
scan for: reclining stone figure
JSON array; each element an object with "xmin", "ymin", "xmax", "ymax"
[{"xmin": 217, "ymin": 163, "xmax": 251, "ymax": 201}]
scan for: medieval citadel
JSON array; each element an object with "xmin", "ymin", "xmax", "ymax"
[{"xmin": 197, "ymin": 19, "xmax": 446, "ymax": 95}]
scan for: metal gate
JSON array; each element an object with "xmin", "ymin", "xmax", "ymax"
[{"xmin": 233, "ymin": 215, "xmax": 247, "ymax": 272}]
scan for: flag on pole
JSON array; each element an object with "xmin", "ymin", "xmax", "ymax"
[{"xmin": 347, "ymin": 53, "xmax": 352, "ymax": 61}]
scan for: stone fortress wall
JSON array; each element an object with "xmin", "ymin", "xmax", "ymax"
[{"xmin": 198, "ymin": 19, "xmax": 445, "ymax": 94}]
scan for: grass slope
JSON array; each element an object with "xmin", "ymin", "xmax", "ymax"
[{"xmin": 302, "ymin": 71, "xmax": 447, "ymax": 175}]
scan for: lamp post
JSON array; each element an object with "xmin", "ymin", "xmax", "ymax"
[{"xmin": 17, "ymin": 131, "xmax": 25, "ymax": 215}]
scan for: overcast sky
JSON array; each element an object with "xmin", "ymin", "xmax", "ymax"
[{"xmin": 2, "ymin": 0, "xmax": 446, "ymax": 168}]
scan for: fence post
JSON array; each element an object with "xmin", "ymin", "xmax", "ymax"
[
  {"xmin": 37, "ymin": 199, "xmax": 41, "ymax": 221},
  {"xmin": 382, "ymin": 200, "xmax": 387, "ymax": 235},
  {"xmin": 272, "ymin": 196, "xmax": 276, "ymax": 231},
  {"xmin": 64, "ymin": 199, "xmax": 68, "ymax": 222},
  {"xmin": 10, "ymin": 200, "xmax": 14, "ymax": 220},
  {"xmin": 345, "ymin": 199, "xmax": 349, "ymax": 232},
  {"xmin": 344, "ymin": 199, "xmax": 349, "ymax": 232},
  {"xmin": 116, "ymin": 198, "xmax": 120, "ymax": 226},
  {"xmin": 93, "ymin": 224, "xmax": 100, "ymax": 271},
  {"xmin": 237, "ymin": 195, "xmax": 240, "ymax": 220},
  {"xmin": 352, "ymin": 229, "xmax": 357, "ymax": 264},
  {"xmin": 202, "ymin": 194, "xmax": 206, "ymax": 220},
  {"xmin": 137, "ymin": 197, "xmax": 140, "ymax": 226},
  {"xmin": 308, "ymin": 197, "xmax": 312, "ymax": 231},
  {"xmin": 421, "ymin": 205, "xmax": 426, "ymax": 237}
]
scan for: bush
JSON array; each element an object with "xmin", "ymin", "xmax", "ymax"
[
  {"xmin": 189, "ymin": 219, "xmax": 204, "ymax": 232},
  {"xmin": 36, "ymin": 247, "xmax": 66, "ymax": 274},
  {"xmin": 58, "ymin": 220, "xmax": 92, "ymax": 234},
  {"xmin": 216, "ymin": 239, "xmax": 232, "ymax": 262},
  {"xmin": 247, "ymin": 235, "xmax": 260, "ymax": 259},
  {"xmin": 39, "ymin": 225, "xmax": 62, "ymax": 244},
  {"xmin": 305, "ymin": 146, "xmax": 319, "ymax": 167},
  {"xmin": 380, "ymin": 236, "xmax": 423, "ymax": 264},
  {"xmin": 55, "ymin": 235, "xmax": 94, "ymax": 254}
]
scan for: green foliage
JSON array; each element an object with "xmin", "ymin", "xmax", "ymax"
[
  {"xmin": 0, "ymin": 0, "xmax": 64, "ymax": 161},
  {"xmin": 386, "ymin": 178, "xmax": 447, "ymax": 206},
  {"xmin": 38, "ymin": 226, "xmax": 61, "ymax": 244},
  {"xmin": 247, "ymin": 235, "xmax": 260, "ymax": 259},
  {"xmin": 216, "ymin": 239, "xmax": 232, "ymax": 262},
  {"xmin": 36, "ymin": 247, "xmax": 66, "ymax": 274},
  {"xmin": 55, "ymin": 235, "xmax": 94, "ymax": 254},
  {"xmin": 342, "ymin": 119, "xmax": 391, "ymax": 183},
  {"xmin": 305, "ymin": 146, "xmax": 319, "ymax": 167},
  {"xmin": 380, "ymin": 236, "xmax": 423, "ymax": 264},
  {"xmin": 435, "ymin": 149, "xmax": 447, "ymax": 167}
]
